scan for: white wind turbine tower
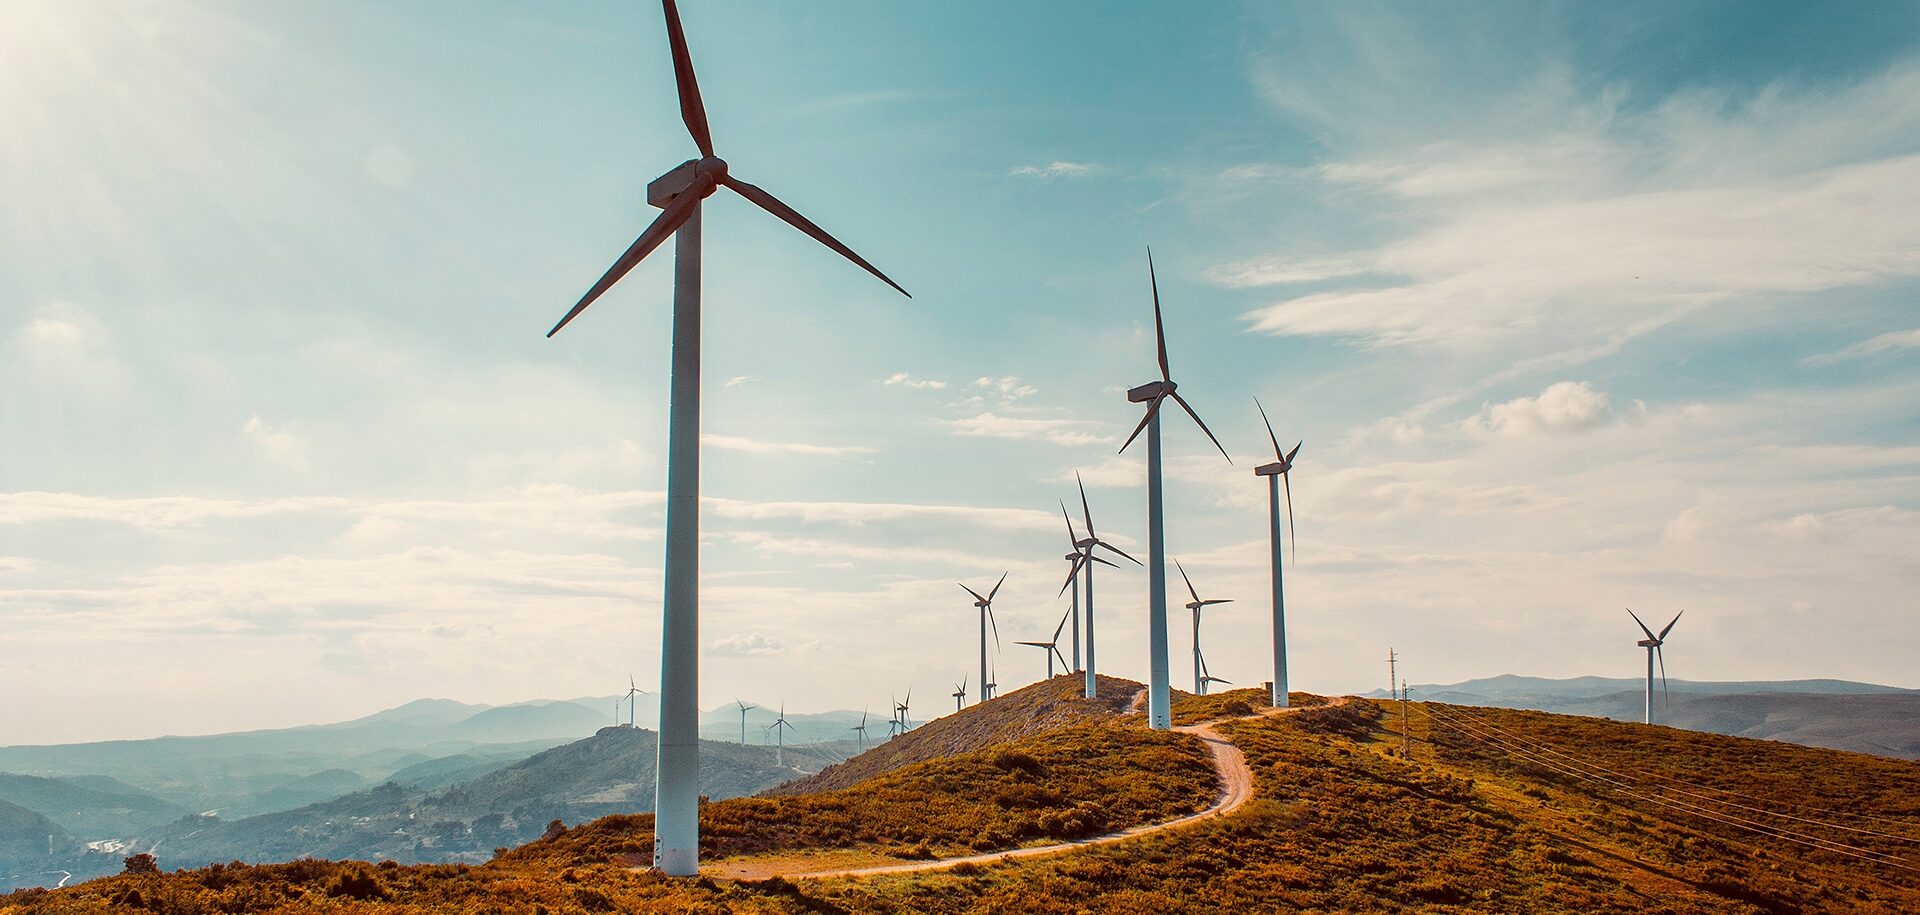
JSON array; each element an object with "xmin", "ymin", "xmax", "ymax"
[
  {"xmin": 894, "ymin": 689, "xmax": 913, "ymax": 731},
  {"xmin": 734, "ymin": 699, "xmax": 756, "ymax": 744},
  {"xmin": 1628, "ymin": 609, "xmax": 1684, "ymax": 725},
  {"xmin": 1068, "ymin": 476, "xmax": 1140, "ymax": 699},
  {"xmin": 952, "ymin": 676, "xmax": 968, "ymax": 712},
  {"xmin": 959, "ymin": 575, "xmax": 1007, "ymax": 707},
  {"xmin": 1252, "ymin": 398, "xmax": 1302, "ymax": 708},
  {"xmin": 1015, "ymin": 606, "xmax": 1073, "ymax": 680},
  {"xmin": 851, "ymin": 708, "xmax": 870, "ymax": 750},
  {"xmin": 765, "ymin": 703, "xmax": 796, "ymax": 767},
  {"xmin": 1175, "ymin": 560, "xmax": 1233, "ymax": 695},
  {"xmin": 1057, "ymin": 501, "xmax": 1110, "ymax": 674},
  {"xmin": 541, "ymin": 0, "xmax": 909, "ymax": 877},
  {"xmin": 1118, "ymin": 249, "xmax": 1232, "ymax": 730}
]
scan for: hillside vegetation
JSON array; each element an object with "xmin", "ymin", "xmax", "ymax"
[
  {"xmin": 10, "ymin": 695, "xmax": 1920, "ymax": 914},
  {"xmin": 766, "ymin": 674, "xmax": 1140, "ymax": 796}
]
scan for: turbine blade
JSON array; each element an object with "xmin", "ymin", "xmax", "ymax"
[
  {"xmin": 1148, "ymin": 247, "xmax": 1169, "ymax": 382},
  {"xmin": 1254, "ymin": 396, "xmax": 1283, "ymax": 462},
  {"xmin": 1285, "ymin": 440, "xmax": 1302, "ymax": 464},
  {"xmin": 960, "ymin": 583, "xmax": 987, "ymax": 603},
  {"xmin": 1052, "ymin": 645, "xmax": 1070, "ymax": 669},
  {"xmin": 1089, "ymin": 552, "xmax": 1122, "ymax": 569},
  {"xmin": 1659, "ymin": 609, "xmax": 1685, "ymax": 641},
  {"xmin": 1052, "ymin": 606, "xmax": 1071, "ymax": 642},
  {"xmin": 1058, "ymin": 553, "xmax": 1087, "ymax": 597},
  {"xmin": 1657, "ymin": 645, "xmax": 1670, "ymax": 707},
  {"xmin": 1282, "ymin": 470, "xmax": 1297, "ymax": 567},
  {"xmin": 1174, "ymin": 558, "xmax": 1200, "ymax": 605},
  {"xmin": 1060, "ymin": 500, "xmax": 1079, "ymax": 547},
  {"xmin": 1627, "ymin": 608, "xmax": 1658, "ymax": 642},
  {"xmin": 988, "ymin": 606, "xmax": 1001, "ymax": 650},
  {"xmin": 1096, "ymin": 540, "xmax": 1141, "ymax": 566},
  {"xmin": 988, "ymin": 570, "xmax": 1008, "ymax": 602},
  {"xmin": 1201, "ymin": 599, "xmax": 1233, "ymax": 606},
  {"xmin": 720, "ymin": 175, "xmax": 909, "ymax": 297},
  {"xmin": 660, "ymin": 0, "xmax": 714, "ymax": 157},
  {"xmin": 1170, "ymin": 391, "xmax": 1231, "ymax": 463},
  {"xmin": 1077, "ymin": 471, "xmax": 1096, "ymax": 539},
  {"xmin": 548, "ymin": 187, "xmax": 703, "ymax": 337},
  {"xmin": 1119, "ymin": 393, "xmax": 1167, "ymax": 454}
]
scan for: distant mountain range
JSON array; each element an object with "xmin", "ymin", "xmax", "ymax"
[
  {"xmin": 0, "ymin": 696, "xmax": 883, "ymax": 891},
  {"xmin": 1370, "ymin": 675, "xmax": 1920, "ymax": 759}
]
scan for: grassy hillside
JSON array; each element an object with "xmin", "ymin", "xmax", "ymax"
[
  {"xmin": 11, "ymin": 695, "xmax": 1920, "ymax": 913},
  {"xmin": 0, "ymin": 774, "xmax": 186, "ymax": 839},
  {"xmin": 767, "ymin": 674, "xmax": 1140, "ymax": 797}
]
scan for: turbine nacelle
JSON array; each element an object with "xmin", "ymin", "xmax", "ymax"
[
  {"xmin": 1127, "ymin": 379, "xmax": 1176, "ymax": 403},
  {"xmin": 647, "ymin": 156, "xmax": 729, "ymax": 207},
  {"xmin": 1253, "ymin": 460, "xmax": 1289, "ymax": 477}
]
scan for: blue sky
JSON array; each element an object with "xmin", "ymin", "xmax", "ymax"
[{"xmin": 4, "ymin": 1, "xmax": 1917, "ymax": 744}]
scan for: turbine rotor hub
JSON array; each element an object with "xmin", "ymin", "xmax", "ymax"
[{"xmin": 1128, "ymin": 379, "xmax": 1176, "ymax": 403}]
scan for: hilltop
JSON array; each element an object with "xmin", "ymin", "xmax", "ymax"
[
  {"xmin": 1383, "ymin": 674, "xmax": 1920, "ymax": 758},
  {"xmin": 8, "ymin": 688, "xmax": 1920, "ymax": 913}
]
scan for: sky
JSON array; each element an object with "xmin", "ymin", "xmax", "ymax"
[{"xmin": 3, "ymin": 0, "xmax": 1918, "ymax": 745}]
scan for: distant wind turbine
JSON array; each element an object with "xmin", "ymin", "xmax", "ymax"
[
  {"xmin": 1253, "ymin": 397, "xmax": 1302, "ymax": 708},
  {"xmin": 627, "ymin": 675, "xmax": 648, "ymax": 728},
  {"xmin": 960, "ymin": 574, "xmax": 1007, "ymax": 707},
  {"xmin": 1628, "ymin": 609, "xmax": 1683, "ymax": 725},
  {"xmin": 1069, "ymin": 476, "xmax": 1139, "ymax": 700},
  {"xmin": 894, "ymin": 689, "xmax": 913, "ymax": 731},
  {"xmin": 1175, "ymin": 560, "xmax": 1233, "ymax": 696},
  {"xmin": 952, "ymin": 676, "xmax": 968, "ymax": 712},
  {"xmin": 734, "ymin": 699, "xmax": 756, "ymax": 744},
  {"xmin": 541, "ymin": 0, "xmax": 909, "ymax": 878},
  {"xmin": 1119, "ymin": 249, "xmax": 1231, "ymax": 730},
  {"xmin": 851, "ymin": 707, "xmax": 869, "ymax": 749},
  {"xmin": 1015, "ymin": 605, "xmax": 1074, "ymax": 680},
  {"xmin": 765, "ymin": 703, "xmax": 797, "ymax": 767}
]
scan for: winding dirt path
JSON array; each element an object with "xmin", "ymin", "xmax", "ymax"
[{"xmin": 705, "ymin": 696, "xmax": 1313, "ymax": 881}]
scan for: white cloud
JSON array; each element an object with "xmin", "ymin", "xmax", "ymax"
[
  {"xmin": 972, "ymin": 376, "xmax": 1036, "ymax": 400},
  {"xmin": 1206, "ymin": 255, "xmax": 1370, "ymax": 288},
  {"xmin": 1235, "ymin": 60, "xmax": 1920, "ymax": 352},
  {"xmin": 1009, "ymin": 161, "xmax": 1101, "ymax": 179},
  {"xmin": 945, "ymin": 412, "xmax": 1112, "ymax": 447},
  {"xmin": 1802, "ymin": 328, "xmax": 1920, "ymax": 366},
  {"xmin": 701, "ymin": 433, "xmax": 876, "ymax": 457},
  {"xmin": 244, "ymin": 414, "xmax": 310, "ymax": 471},
  {"xmin": 882, "ymin": 371, "xmax": 947, "ymax": 390},
  {"xmin": 1463, "ymin": 381, "xmax": 1618, "ymax": 438},
  {"xmin": 708, "ymin": 633, "xmax": 784, "ymax": 657},
  {"xmin": 724, "ymin": 375, "xmax": 755, "ymax": 387}
]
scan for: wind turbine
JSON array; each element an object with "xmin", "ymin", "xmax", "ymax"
[
  {"xmin": 851, "ymin": 708, "xmax": 869, "ymax": 750},
  {"xmin": 1070, "ymin": 474, "xmax": 1140, "ymax": 699},
  {"xmin": 1015, "ymin": 605, "xmax": 1074, "ymax": 680},
  {"xmin": 952, "ymin": 676, "xmax": 968, "ymax": 712},
  {"xmin": 960, "ymin": 574, "xmax": 1007, "ymax": 708},
  {"xmin": 1252, "ymin": 398, "xmax": 1302, "ymax": 708},
  {"xmin": 541, "ymin": 0, "xmax": 909, "ymax": 878},
  {"xmin": 765, "ymin": 703, "xmax": 796, "ymax": 767},
  {"xmin": 734, "ymin": 699, "xmax": 756, "ymax": 744},
  {"xmin": 627, "ymin": 675, "xmax": 648, "ymax": 728},
  {"xmin": 985, "ymin": 657, "xmax": 998, "ymax": 701},
  {"xmin": 1119, "ymin": 249, "xmax": 1231, "ymax": 730},
  {"xmin": 1175, "ymin": 560, "xmax": 1233, "ymax": 696},
  {"xmin": 1628, "ymin": 609, "xmax": 1683, "ymax": 725},
  {"xmin": 894, "ymin": 689, "xmax": 912, "ymax": 731}
]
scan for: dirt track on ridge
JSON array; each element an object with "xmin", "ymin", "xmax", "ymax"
[{"xmin": 702, "ymin": 694, "xmax": 1322, "ymax": 881}]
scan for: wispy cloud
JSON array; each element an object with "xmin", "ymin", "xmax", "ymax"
[
  {"xmin": 701, "ymin": 433, "xmax": 876, "ymax": 457},
  {"xmin": 1462, "ymin": 381, "xmax": 1634, "ymax": 438},
  {"xmin": 881, "ymin": 371, "xmax": 947, "ymax": 390},
  {"xmin": 708, "ymin": 632, "xmax": 784, "ymax": 657},
  {"xmin": 1009, "ymin": 161, "xmax": 1101, "ymax": 179},
  {"xmin": 945, "ymin": 412, "xmax": 1112, "ymax": 447},
  {"xmin": 724, "ymin": 375, "xmax": 755, "ymax": 387},
  {"xmin": 1802, "ymin": 328, "xmax": 1920, "ymax": 366}
]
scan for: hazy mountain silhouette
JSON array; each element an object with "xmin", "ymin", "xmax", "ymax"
[{"xmin": 1374, "ymin": 675, "xmax": 1920, "ymax": 758}]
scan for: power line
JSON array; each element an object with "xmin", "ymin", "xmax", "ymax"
[
  {"xmin": 1439, "ymin": 704, "xmax": 1920, "ymax": 846},
  {"xmin": 1425, "ymin": 704, "xmax": 1920, "ymax": 873}
]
